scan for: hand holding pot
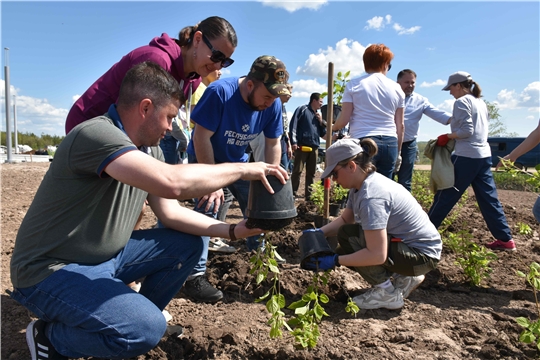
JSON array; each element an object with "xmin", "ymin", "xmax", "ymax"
[
  {"xmin": 241, "ymin": 162, "xmax": 288, "ymax": 194},
  {"xmin": 303, "ymin": 253, "xmax": 340, "ymax": 271},
  {"xmin": 234, "ymin": 219, "xmax": 264, "ymax": 239}
]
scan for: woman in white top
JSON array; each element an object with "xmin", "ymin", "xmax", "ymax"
[
  {"xmin": 333, "ymin": 44, "xmax": 405, "ymax": 178},
  {"xmin": 428, "ymin": 71, "xmax": 514, "ymax": 251}
]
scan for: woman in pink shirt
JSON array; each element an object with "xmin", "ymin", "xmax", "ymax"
[{"xmin": 66, "ymin": 16, "xmax": 237, "ymax": 134}]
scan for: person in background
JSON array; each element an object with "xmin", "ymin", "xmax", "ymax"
[
  {"xmin": 428, "ymin": 71, "xmax": 515, "ymax": 251},
  {"xmin": 11, "ymin": 62, "xmax": 285, "ymax": 360},
  {"xmin": 185, "ymin": 55, "xmax": 291, "ymax": 302},
  {"xmin": 289, "ymin": 92, "xmax": 326, "ymax": 198},
  {"xmin": 495, "ymin": 120, "xmax": 540, "ymax": 222},
  {"xmin": 250, "ymin": 83, "xmax": 293, "ymax": 171},
  {"xmin": 394, "ymin": 69, "xmax": 452, "ymax": 191},
  {"xmin": 333, "ymin": 44, "xmax": 404, "ymax": 179},
  {"xmin": 65, "ymin": 16, "xmax": 236, "ymax": 134},
  {"xmin": 302, "ymin": 138, "xmax": 441, "ymax": 310}
]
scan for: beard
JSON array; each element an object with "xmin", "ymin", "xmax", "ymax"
[{"xmin": 247, "ymin": 86, "xmax": 268, "ymax": 111}]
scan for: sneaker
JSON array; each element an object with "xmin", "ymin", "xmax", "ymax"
[
  {"xmin": 182, "ymin": 275, "xmax": 223, "ymax": 303},
  {"xmin": 486, "ymin": 239, "xmax": 516, "ymax": 251},
  {"xmin": 162, "ymin": 309, "xmax": 173, "ymax": 322},
  {"xmin": 165, "ymin": 324, "xmax": 184, "ymax": 338},
  {"xmin": 26, "ymin": 320, "xmax": 67, "ymax": 360},
  {"xmin": 393, "ymin": 274, "xmax": 425, "ymax": 299},
  {"xmin": 208, "ymin": 238, "xmax": 236, "ymax": 253},
  {"xmin": 352, "ymin": 287, "xmax": 404, "ymax": 310}
]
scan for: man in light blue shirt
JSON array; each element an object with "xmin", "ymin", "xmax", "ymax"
[{"xmin": 395, "ymin": 69, "xmax": 452, "ymax": 191}]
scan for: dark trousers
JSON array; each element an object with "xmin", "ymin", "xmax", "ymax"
[
  {"xmin": 291, "ymin": 147, "xmax": 318, "ymax": 198},
  {"xmin": 428, "ymin": 155, "xmax": 512, "ymax": 240},
  {"xmin": 395, "ymin": 139, "xmax": 417, "ymax": 192}
]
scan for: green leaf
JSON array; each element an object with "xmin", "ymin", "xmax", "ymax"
[
  {"xmin": 519, "ymin": 331, "xmax": 535, "ymax": 344},
  {"xmin": 288, "ymin": 299, "xmax": 308, "ymax": 310},
  {"xmin": 267, "ymin": 296, "xmax": 280, "ymax": 314},
  {"xmin": 516, "ymin": 317, "xmax": 530, "ymax": 327},
  {"xmin": 268, "ymin": 263, "xmax": 280, "ymax": 274},
  {"xmin": 295, "ymin": 305, "xmax": 309, "ymax": 315},
  {"xmin": 256, "ymin": 272, "xmax": 265, "ymax": 285},
  {"xmin": 277, "ymin": 293, "xmax": 286, "ymax": 309},
  {"xmin": 255, "ymin": 290, "xmax": 270, "ymax": 303},
  {"xmin": 319, "ymin": 293, "xmax": 329, "ymax": 304},
  {"xmin": 314, "ymin": 304, "xmax": 326, "ymax": 319},
  {"xmin": 270, "ymin": 322, "xmax": 282, "ymax": 338}
]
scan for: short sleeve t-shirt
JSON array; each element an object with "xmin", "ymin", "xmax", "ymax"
[
  {"xmin": 343, "ymin": 73, "xmax": 405, "ymax": 139},
  {"xmin": 346, "ymin": 172, "xmax": 441, "ymax": 260},
  {"xmin": 11, "ymin": 112, "xmax": 162, "ymax": 288},
  {"xmin": 187, "ymin": 77, "xmax": 283, "ymax": 164}
]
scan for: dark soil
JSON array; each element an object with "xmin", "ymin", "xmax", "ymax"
[{"xmin": 2, "ymin": 162, "xmax": 540, "ymax": 359}]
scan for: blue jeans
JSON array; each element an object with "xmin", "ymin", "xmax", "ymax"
[
  {"xmin": 159, "ymin": 134, "xmax": 179, "ymax": 165},
  {"xmin": 428, "ymin": 155, "xmax": 512, "ymax": 240},
  {"xmin": 395, "ymin": 139, "xmax": 417, "ymax": 192},
  {"xmin": 533, "ymin": 195, "xmax": 540, "ymax": 223},
  {"xmin": 10, "ymin": 228, "xmax": 203, "ymax": 359},
  {"xmin": 362, "ymin": 135, "xmax": 398, "ymax": 179},
  {"xmin": 187, "ymin": 154, "xmax": 262, "ymax": 271}
]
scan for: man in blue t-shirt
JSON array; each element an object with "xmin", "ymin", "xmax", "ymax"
[{"xmin": 185, "ymin": 55, "xmax": 291, "ymax": 303}]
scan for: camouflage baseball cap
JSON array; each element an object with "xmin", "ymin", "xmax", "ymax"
[{"xmin": 249, "ymin": 55, "xmax": 291, "ymax": 97}]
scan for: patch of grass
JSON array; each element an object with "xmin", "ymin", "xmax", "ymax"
[{"xmin": 492, "ymin": 171, "xmax": 537, "ymax": 191}]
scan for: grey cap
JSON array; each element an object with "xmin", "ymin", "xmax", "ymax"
[
  {"xmin": 442, "ymin": 71, "xmax": 472, "ymax": 91},
  {"xmin": 321, "ymin": 139, "xmax": 364, "ymax": 179}
]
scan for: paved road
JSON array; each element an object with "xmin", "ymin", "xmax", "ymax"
[{"xmin": 1, "ymin": 154, "xmax": 52, "ymax": 163}]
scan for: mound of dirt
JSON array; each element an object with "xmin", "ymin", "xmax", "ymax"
[{"xmin": 2, "ymin": 163, "xmax": 540, "ymax": 359}]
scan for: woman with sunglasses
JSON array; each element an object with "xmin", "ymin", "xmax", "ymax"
[
  {"xmin": 428, "ymin": 71, "xmax": 515, "ymax": 251},
  {"xmin": 303, "ymin": 138, "xmax": 441, "ymax": 310},
  {"xmin": 332, "ymin": 44, "xmax": 405, "ymax": 178},
  {"xmin": 65, "ymin": 16, "xmax": 236, "ymax": 134}
]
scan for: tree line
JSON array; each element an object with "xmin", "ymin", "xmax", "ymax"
[{"xmin": 0, "ymin": 131, "xmax": 64, "ymax": 150}]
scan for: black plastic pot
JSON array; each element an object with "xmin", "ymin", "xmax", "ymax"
[
  {"xmin": 313, "ymin": 214, "xmax": 324, "ymax": 228},
  {"xmin": 298, "ymin": 231, "xmax": 335, "ymax": 270},
  {"xmin": 245, "ymin": 176, "xmax": 297, "ymax": 231},
  {"xmin": 329, "ymin": 203, "xmax": 340, "ymax": 217}
]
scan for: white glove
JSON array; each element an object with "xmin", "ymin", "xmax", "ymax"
[{"xmin": 394, "ymin": 155, "xmax": 402, "ymax": 173}]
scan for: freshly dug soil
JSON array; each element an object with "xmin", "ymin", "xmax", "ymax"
[
  {"xmin": 2, "ymin": 162, "xmax": 540, "ymax": 359},
  {"xmin": 246, "ymin": 217, "xmax": 295, "ymax": 231}
]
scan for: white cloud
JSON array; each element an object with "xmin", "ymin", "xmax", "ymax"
[
  {"xmin": 364, "ymin": 14, "xmax": 420, "ymax": 35},
  {"xmin": 220, "ymin": 68, "xmax": 231, "ymax": 76},
  {"xmin": 427, "ymin": 47, "xmax": 436, "ymax": 51},
  {"xmin": 72, "ymin": 94, "xmax": 80, "ymax": 104},
  {"xmin": 0, "ymin": 80, "xmax": 67, "ymax": 136},
  {"xmin": 526, "ymin": 115, "xmax": 535, "ymax": 120},
  {"xmin": 296, "ymin": 38, "xmax": 367, "ymax": 78},
  {"xmin": 420, "ymin": 79, "xmax": 446, "ymax": 88},
  {"xmin": 259, "ymin": 0, "xmax": 327, "ymax": 12},
  {"xmin": 494, "ymin": 81, "xmax": 540, "ymax": 110},
  {"xmin": 393, "ymin": 23, "xmax": 421, "ymax": 35},
  {"xmin": 436, "ymin": 99, "xmax": 455, "ymax": 112},
  {"xmin": 290, "ymin": 78, "xmax": 327, "ymax": 99},
  {"xmin": 365, "ymin": 16, "xmax": 386, "ymax": 31}
]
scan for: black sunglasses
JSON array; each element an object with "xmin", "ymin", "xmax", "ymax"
[
  {"xmin": 201, "ymin": 34, "xmax": 234, "ymax": 68},
  {"xmin": 330, "ymin": 165, "xmax": 343, "ymax": 180}
]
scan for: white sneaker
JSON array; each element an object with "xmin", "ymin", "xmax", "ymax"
[
  {"xmin": 162, "ymin": 310, "xmax": 173, "ymax": 322},
  {"xmin": 208, "ymin": 238, "xmax": 236, "ymax": 253},
  {"xmin": 353, "ymin": 286, "xmax": 404, "ymax": 310},
  {"xmin": 393, "ymin": 274, "xmax": 425, "ymax": 299}
]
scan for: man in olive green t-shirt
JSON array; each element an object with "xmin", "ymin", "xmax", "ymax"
[{"xmin": 10, "ymin": 61, "xmax": 288, "ymax": 360}]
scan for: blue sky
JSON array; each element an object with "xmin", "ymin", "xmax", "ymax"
[{"xmin": 1, "ymin": 1, "xmax": 539, "ymax": 141}]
